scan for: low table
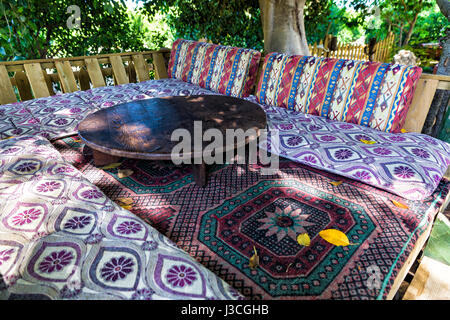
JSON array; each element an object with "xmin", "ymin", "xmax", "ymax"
[{"xmin": 77, "ymin": 95, "xmax": 266, "ymax": 186}]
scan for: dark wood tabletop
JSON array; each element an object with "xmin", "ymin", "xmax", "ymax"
[{"xmin": 78, "ymin": 95, "xmax": 266, "ymax": 160}]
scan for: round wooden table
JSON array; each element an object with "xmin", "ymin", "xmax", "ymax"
[{"xmin": 77, "ymin": 95, "xmax": 267, "ymax": 186}]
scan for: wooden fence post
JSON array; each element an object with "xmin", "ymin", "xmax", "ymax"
[
  {"xmin": 23, "ymin": 63, "xmax": 51, "ymax": 98},
  {"xmin": 0, "ymin": 65, "xmax": 17, "ymax": 104},
  {"xmin": 152, "ymin": 52, "xmax": 168, "ymax": 79},
  {"xmin": 55, "ymin": 61, "xmax": 78, "ymax": 93},
  {"xmin": 84, "ymin": 58, "xmax": 106, "ymax": 88}
]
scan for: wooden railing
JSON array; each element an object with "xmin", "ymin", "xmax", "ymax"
[
  {"xmin": 0, "ymin": 49, "xmax": 171, "ymax": 105},
  {"xmin": 404, "ymin": 73, "xmax": 450, "ymax": 133}
]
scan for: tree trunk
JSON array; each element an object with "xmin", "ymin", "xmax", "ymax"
[
  {"xmin": 422, "ymin": 0, "xmax": 450, "ymax": 136},
  {"xmin": 259, "ymin": 0, "xmax": 310, "ymax": 55},
  {"xmin": 402, "ymin": 12, "xmax": 419, "ymax": 47},
  {"xmin": 398, "ymin": 23, "xmax": 404, "ymax": 47},
  {"xmin": 436, "ymin": 0, "xmax": 450, "ymax": 76}
]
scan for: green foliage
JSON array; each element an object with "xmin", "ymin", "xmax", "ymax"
[
  {"xmin": 0, "ymin": 0, "xmax": 148, "ymax": 61},
  {"xmin": 348, "ymin": 0, "xmax": 440, "ymax": 46},
  {"xmin": 310, "ymin": 3, "xmax": 365, "ymax": 44},
  {"xmin": 374, "ymin": 3, "xmax": 447, "ymax": 70},
  {"xmin": 142, "ymin": 0, "xmax": 263, "ymax": 51},
  {"xmin": 0, "ymin": 0, "xmax": 447, "ymax": 63},
  {"xmin": 408, "ymin": 8, "xmax": 448, "ymax": 46},
  {"xmin": 127, "ymin": 10, "xmax": 173, "ymax": 50}
]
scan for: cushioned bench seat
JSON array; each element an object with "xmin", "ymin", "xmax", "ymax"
[
  {"xmin": 2, "ymin": 78, "xmax": 449, "ymax": 202},
  {"xmin": 249, "ymin": 96, "xmax": 450, "ymax": 201},
  {"xmin": 0, "ymin": 136, "xmax": 243, "ymax": 300}
]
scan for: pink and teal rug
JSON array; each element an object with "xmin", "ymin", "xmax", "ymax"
[{"xmin": 53, "ymin": 135, "xmax": 450, "ymax": 300}]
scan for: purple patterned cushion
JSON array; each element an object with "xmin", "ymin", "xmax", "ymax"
[
  {"xmin": 250, "ymin": 96, "xmax": 450, "ymax": 200},
  {"xmin": 0, "ymin": 135, "xmax": 243, "ymax": 300}
]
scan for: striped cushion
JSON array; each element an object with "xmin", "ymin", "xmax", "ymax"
[
  {"xmin": 167, "ymin": 39, "xmax": 261, "ymax": 98},
  {"xmin": 255, "ymin": 52, "xmax": 422, "ymax": 133}
]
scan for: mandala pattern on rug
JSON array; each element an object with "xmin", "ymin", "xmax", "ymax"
[{"xmin": 199, "ymin": 179, "xmax": 375, "ymax": 297}]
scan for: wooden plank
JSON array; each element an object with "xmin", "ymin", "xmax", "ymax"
[
  {"xmin": 84, "ymin": 58, "xmax": 106, "ymax": 88},
  {"xmin": 386, "ymin": 207, "xmax": 439, "ymax": 299},
  {"xmin": 132, "ymin": 54, "xmax": 150, "ymax": 82},
  {"xmin": 127, "ymin": 61, "xmax": 137, "ymax": 83},
  {"xmin": 437, "ymin": 80, "xmax": 450, "ymax": 91},
  {"xmin": 43, "ymin": 71, "xmax": 56, "ymax": 96},
  {"xmin": 109, "ymin": 55, "xmax": 129, "ymax": 85},
  {"xmin": 14, "ymin": 71, "xmax": 33, "ymax": 101},
  {"xmin": 445, "ymin": 166, "xmax": 450, "ymax": 180},
  {"xmin": 78, "ymin": 67, "xmax": 91, "ymax": 91},
  {"xmin": 55, "ymin": 60, "xmax": 78, "ymax": 93},
  {"xmin": 403, "ymin": 256, "xmax": 450, "ymax": 300},
  {"xmin": 0, "ymin": 65, "xmax": 17, "ymax": 104},
  {"xmin": 23, "ymin": 63, "xmax": 50, "ymax": 98},
  {"xmin": 421, "ymin": 73, "xmax": 450, "ymax": 81},
  {"xmin": 403, "ymin": 78, "xmax": 439, "ymax": 133},
  {"xmin": 152, "ymin": 52, "xmax": 169, "ymax": 79}
]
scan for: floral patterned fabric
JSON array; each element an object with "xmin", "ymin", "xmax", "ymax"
[
  {"xmin": 251, "ymin": 95, "xmax": 450, "ymax": 201},
  {"xmin": 255, "ymin": 53, "xmax": 422, "ymax": 133},
  {"xmin": 167, "ymin": 39, "xmax": 261, "ymax": 98},
  {"xmin": 0, "ymin": 135, "xmax": 243, "ymax": 300}
]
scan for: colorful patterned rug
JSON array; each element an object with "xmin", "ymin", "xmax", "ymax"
[{"xmin": 53, "ymin": 135, "xmax": 450, "ymax": 299}]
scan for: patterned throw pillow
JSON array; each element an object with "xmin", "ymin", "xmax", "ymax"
[
  {"xmin": 167, "ymin": 39, "xmax": 261, "ymax": 98},
  {"xmin": 256, "ymin": 54, "xmax": 341, "ymax": 117},
  {"xmin": 255, "ymin": 52, "xmax": 422, "ymax": 133}
]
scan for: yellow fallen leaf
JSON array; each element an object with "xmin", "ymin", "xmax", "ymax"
[
  {"xmin": 360, "ymin": 139, "xmax": 377, "ymax": 144},
  {"xmin": 1, "ymin": 136, "xmax": 13, "ymax": 140},
  {"xmin": 319, "ymin": 229, "xmax": 350, "ymax": 246},
  {"xmin": 117, "ymin": 197, "xmax": 133, "ymax": 205},
  {"xmin": 248, "ymin": 246, "xmax": 259, "ymax": 270},
  {"xmin": 392, "ymin": 200, "xmax": 409, "ymax": 209},
  {"xmin": 100, "ymin": 162, "xmax": 122, "ymax": 170},
  {"xmin": 400, "ymin": 128, "xmax": 408, "ymax": 133},
  {"xmin": 330, "ymin": 180, "xmax": 343, "ymax": 186},
  {"xmin": 118, "ymin": 169, "xmax": 133, "ymax": 178},
  {"xmin": 297, "ymin": 233, "xmax": 311, "ymax": 246},
  {"xmin": 120, "ymin": 204, "xmax": 133, "ymax": 210}
]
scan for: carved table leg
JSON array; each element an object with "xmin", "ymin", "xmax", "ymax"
[
  {"xmin": 92, "ymin": 149, "xmax": 121, "ymax": 167},
  {"xmin": 192, "ymin": 162, "xmax": 207, "ymax": 187}
]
